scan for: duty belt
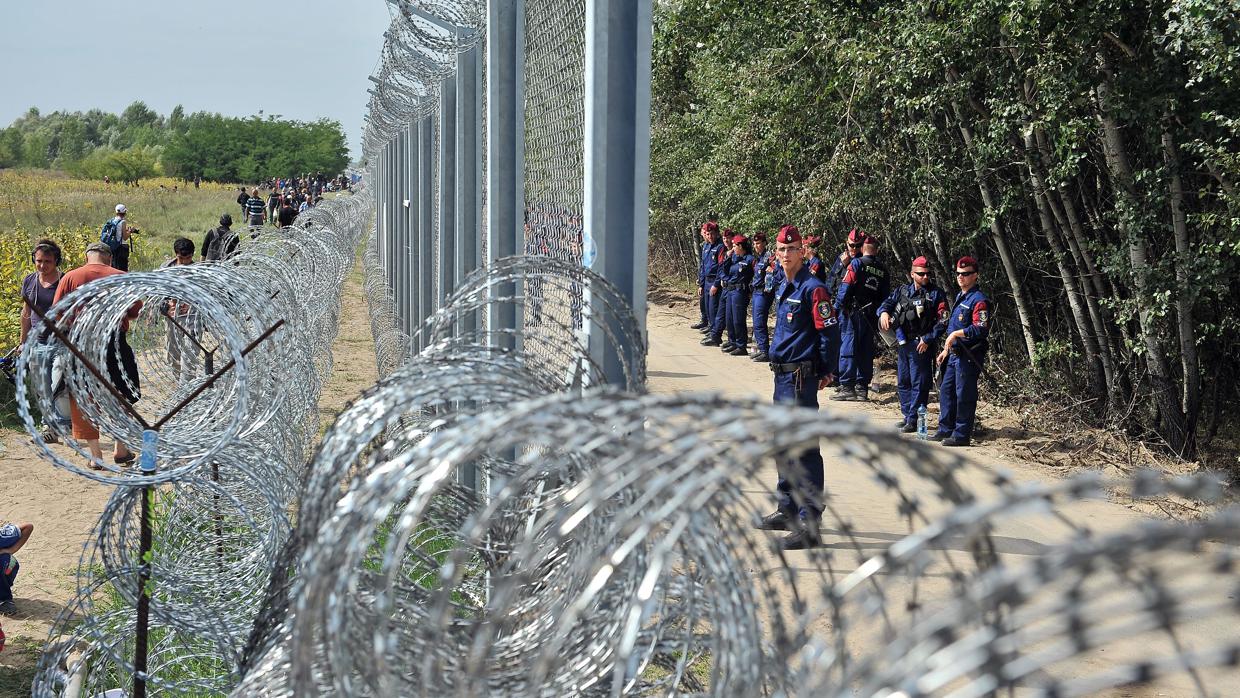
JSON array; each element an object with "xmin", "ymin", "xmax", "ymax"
[
  {"xmin": 770, "ymin": 361, "xmax": 815, "ymax": 374},
  {"xmin": 721, "ymin": 282, "xmax": 745, "ymax": 290}
]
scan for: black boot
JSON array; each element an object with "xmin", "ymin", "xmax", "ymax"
[
  {"xmin": 751, "ymin": 352, "xmax": 770, "ymax": 363},
  {"xmin": 853, "ymin": 388, "xmax": 869, "ymax": 402},
  {"xmin": 701, "ymin": 337, "xmax": 721, "ymax": 347},
  {"xmin": 900, "ymin": 421, "xmax": 917, "ymax": 434},
  {"xmin": 829, "ymin": 385, "xmax": 856, "ymax": 401},
  {"xmin": 690, "ymin": 321, "xmax": 707, "ymax": 329},
  {"xmin": 779, "ymin": 518, "xmax": 822, "ymax": 550},
  {"xmin": 942, "ymin": 436, "xmax": 972, "ymax": 447},
  {"xmin": 756, "ymin": 508, "xmax": 796, "ymax": 531}
]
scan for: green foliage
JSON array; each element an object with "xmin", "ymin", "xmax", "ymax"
[
  {"xmin": 1, "ymin": 102, "xmax": 350, "ymax": 184},
  {"xmin": 652, "ymin": 0, "xmax": 1240, "ymax": 459}
]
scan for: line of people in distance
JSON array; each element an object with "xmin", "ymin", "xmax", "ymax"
[{"xmin": 693, "ymin": 222, "xmax": 991, "ymax": 549}]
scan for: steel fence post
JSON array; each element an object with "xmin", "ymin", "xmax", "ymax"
[
  {"xmin": 439, "ymin": 76, "xmax": 458, "ymax": 311},
  {"xmin": 487, "ymin": 0, "xmax": 525, "ymax": 351},
  {"xmin": 583, "ymin": 0, "xmax": 652, "ymax": 387}
]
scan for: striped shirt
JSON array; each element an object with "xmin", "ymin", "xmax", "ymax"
[{"xmin": 246, "ymin": 196, "xmax": 266, "ymax": 221}]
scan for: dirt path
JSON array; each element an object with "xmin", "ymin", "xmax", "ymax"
[
  {"xmin": 645, "ymin": 300, "xmax": 1230, "ymax": 696},
  {"xmin": 0, "ymin": 260, "xmax": 376, "ymax": 696}
]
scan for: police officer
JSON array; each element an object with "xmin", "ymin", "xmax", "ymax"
[
  {"xmin": 878, "ymin": 256, "xmax": 949, "ymax": 432},
  {"xmin": 722, "ymin": 234, "xmax": 754, "ymax": 355},
  {"xmin": 831, "ymin": 230, "xmax": 889, "ymax": 402},
  {"xmin": 755, "ymin": 225, "xmax": 840, "ymax": 550},
  {"xmin": 699, "ymin": 224, "xmax": 726, "ymax": 345},
  {"xmin": 933, "ymin": 256, "xmax": 990, "ymax": 446},
  {"xmin": 803, "ymin": 235, "xmax": 827, "ymax": 282},
  {"xmin": 825, "ymin": 228, "xmax": 863, "ymax": 299},
  {"xmin": 750, "ymin": 231, "xmax": 778, "ymax": 362},
  {"xmin": 692, "ymin": 221, "xmax": 718, "ymax": 330}
]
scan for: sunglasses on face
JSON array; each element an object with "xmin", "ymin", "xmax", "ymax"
[
  {"xmin": 847, "ymin": 243, "xmax": 861, "ymax": 249},
  {"xmin": 956, "ymin": 270, "xmax": 977, "ymax": 277},
  {"xmin": 912, "ymin": 271, "xmax": 929, "ymax": 277}
]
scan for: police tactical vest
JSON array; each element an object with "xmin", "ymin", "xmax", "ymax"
[
  {"xmin": 855, "ymin": 255, "xmax": 889, "ymax": 307},
  {"xmin": 894, "ymin": 284, "xmax": 940, "ymax": 336}
]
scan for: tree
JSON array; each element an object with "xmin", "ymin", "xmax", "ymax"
[{"xmin": 650, "ymin": 0, "xmax": 1240, "ymax": 460}]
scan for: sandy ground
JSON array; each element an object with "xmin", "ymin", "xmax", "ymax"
[
  {"xmin": 0, "ymin": 262, "xmax": 377, "ymax": 696},
  {"xmin": 645, "ymin": 299, "xmax": 1232, "ymax": 696},
  {"xmin": 0, "ymin": 272, "xmax": 1227, "ymax": 696}
]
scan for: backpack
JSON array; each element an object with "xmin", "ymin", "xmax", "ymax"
[{"xmin": 100, "ymin": 217, "xmax": 123, "ymax": 253}]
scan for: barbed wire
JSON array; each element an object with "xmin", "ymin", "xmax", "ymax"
[{"xmin": 20, "ymin": 188, "xmax": 374, "ymax": 696}]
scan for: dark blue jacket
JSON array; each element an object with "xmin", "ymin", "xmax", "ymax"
[
  {"xmin": 834, "ymin": 254, "xmax": 890, "ymax": 316},
  {"xmin": 877, "ymin": 282, "xmax": 949, "ymax": 345},
  {"xmin": 770, "ymin": 266, "xmax": 840, "ymax": 379},
  {"xmin": 702, "ymin": 241, "xmax": 726, "ymax": 285},
  {"xmin": 945, "ymin": 286, "xmax": 991, "ymax": 354},
  {"xmin": 722, "ymin": 253, "xmax": 754, "ymax": 288},
  {"xmin": 752, "ymin": 250, "xmax": 775, "ymax": 292},
  {"xmin": 826, "ymin": 251, "xmax": 852, "ymax": 298}
]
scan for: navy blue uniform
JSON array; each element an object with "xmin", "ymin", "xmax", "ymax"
[
  {"xmin": 877, "ymin": 283, "xmax": 949, "ymax": 425},
  {"xmin": 825, "ymin": 251, "xmax": 852, "ymax": 299},
  {"xmin": 833, "ymin": 254, "xmax": 890, "ymax": 391},
  {"xmin": 770, "ymin": 266, "xmax": 840, "ymax": 518},
  {"xmin": 697, "ymin": 241, "xmax": 712, "ymax": 325},
  {"xmin": 936, "ymin": 286, "xmax": 990, "ymax": 440},
  {"xmin": 702, "ymin": 241, "xmax": 726, "ymax": 340},
  {"xmin": 722, "ymin": 252, "xmax": 754, "ymax": 348},
  {"xmin": 806, "ymin": 254, "xmax": 826, "ymax": 283},
  {"xmin": 750, "ymin": 251, "xmax": 778, "ymax": 354}
]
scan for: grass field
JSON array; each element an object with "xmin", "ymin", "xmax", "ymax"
[
  {"xmin": 0, "ymin": 169, "xmax": 250, "ymax": 428},
  {"xmin": 0, "ymin": 169, "xmax": 248, "ymax": 349}
]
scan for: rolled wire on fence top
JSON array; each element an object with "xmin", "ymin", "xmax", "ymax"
[
  {"xmin": 24, "ymin": 187, "xmax": 375, "ymax": 697},
  {"xmin": 219, "ymin": 218, "xmax": 1240, "ymax": 697}
]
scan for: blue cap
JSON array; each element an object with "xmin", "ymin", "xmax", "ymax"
[{"xmin": 0, "ymin": 523, "xmax": 19, "ymax": 548}]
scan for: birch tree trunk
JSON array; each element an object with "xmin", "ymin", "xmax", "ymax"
[
  {"xmin": 1095, "ymin": 53, "xmax": 1189, "ymax": 455},
  {"xmin": 1161, "ymin": 123, "xmax": 1200, "ymax": 455}
]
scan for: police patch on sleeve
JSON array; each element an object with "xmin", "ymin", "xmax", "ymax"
[
  {"xmin": 976, "ymin": 310, "xmax": 988, "ymax": 326},
  {"xmin": 817, "ymin": 301, "xmax": 832, "ymax": 320}
]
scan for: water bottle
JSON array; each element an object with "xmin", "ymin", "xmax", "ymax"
[{"xmin": 917, "ymin": 405, "xmax": 928, "ymax": 440}]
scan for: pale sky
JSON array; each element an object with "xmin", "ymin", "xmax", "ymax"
[{"xmin": 0, "ymin": 0, "xmax": 394, "ymax": 157}]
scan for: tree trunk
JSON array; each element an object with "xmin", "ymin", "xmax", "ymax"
[
  {"xmin": 1161, "ymin": 122, "xmax": 1200, "ymax": 456},
  {"xmin": 1020, "ymin": 130, "xmax": 1105, "ymax": 395},
  {"xmin": 1095, "ymin": 53, "xmax": 1189, "ymax": 455},
  {"xmin": 948, "ymin": 91, "xmax": 1040, "ymax": 365}
]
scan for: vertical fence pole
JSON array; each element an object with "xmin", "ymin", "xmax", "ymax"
[
  {"xmin": 439, "ymin": 76, "xmax": 458, "ymax": 310},
  {"xmin": 418, "ymin": 117, "xmax": 435, "ymax": 323},
  {"xmin": 487, "ymin": 0, "xmax": 525, "ymax": 351},
  {"xmin": 396, "ymin": 133, "xmax": 406, "ymax": 334},
  {"xmin": 456, "ymin": 44, "xmax": 482, "ymax": 335},
  {"xmin": 133, "ymin": 483, "xmax": 153, "ymax": 698},
  {"xmin": 407, "ymin": 121, "xmax": 421, "ymax": 343},
  {"xmin": 381, "ymin": 144, "xmax": 391, "ymax": 288},
  {"xmin": 583, "ymin": 0, "xmax": 652, "ymax": 387}
]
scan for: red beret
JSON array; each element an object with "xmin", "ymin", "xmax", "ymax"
[
  {"xmin": 753, "ymin": 231, "xmax": 767, "ymax": 242},
  {"xmin": 731, "ymin": 234, "xmax": 746, "ymax": 244},
  {"xmin": 776, "ymin": 225, "xmax": 802, "ymax": 244},
  {"xmin": 911, "ymin": 256, "xmax": 930, "ymax": 268},
  {"xmin": 956, "ymin": 255, "xmax": 979, "ymax": 270},
  {"xmin": 804, "ymin": 234, "xmax": 821, "ymax": 246},
  {"xmin": 702, "ymin": 222, "xmax": 719, "ymax": 233},
  {"xmin": 848, "ymin": 228, "xmax": 877, "ymax": 245}
]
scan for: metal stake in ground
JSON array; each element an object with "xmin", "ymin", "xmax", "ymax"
[{"xmin": 132, "ymin": 320, "xmax": 284, "ymax": 697}]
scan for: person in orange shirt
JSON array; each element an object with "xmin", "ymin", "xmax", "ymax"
[{"xmin": 52, "ymin": 242, "xmax": 141, "ymax": 468}]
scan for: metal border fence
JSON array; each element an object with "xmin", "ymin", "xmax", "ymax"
[{"xmin": 365, "ymin": 0, "xmax": 652, "ymax": 386}]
